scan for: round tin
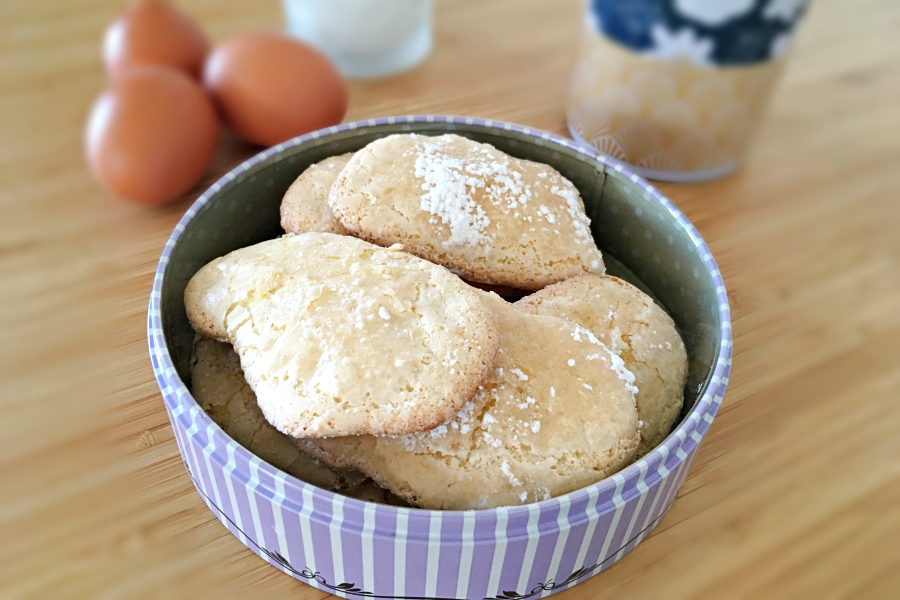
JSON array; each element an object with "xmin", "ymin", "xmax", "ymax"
[{"xmin": 149, "ymin": 116, "xmax": 731, "ymax": 599}]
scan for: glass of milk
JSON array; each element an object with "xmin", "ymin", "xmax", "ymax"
[{"xmin": 283, "ymin": 0, "xmax": 432, "ymax": 79}]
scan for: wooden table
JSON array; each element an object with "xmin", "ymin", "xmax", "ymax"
[{"xmin": 3, "ymin": 0, "xmax": 899, "ymax": 597}]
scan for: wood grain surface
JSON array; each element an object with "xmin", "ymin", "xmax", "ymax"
[{"xmin": 2, "ymin": 0, "xmax": 899, "ymax": 598}]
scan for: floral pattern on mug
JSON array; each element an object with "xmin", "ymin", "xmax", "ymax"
[
  {"xmin": 589, "ymin": 0, "xmax": 808, "ymax": 66},
  {"xmin": 570, "ymin": 0, "xmax": 807, "ymax": 178}
]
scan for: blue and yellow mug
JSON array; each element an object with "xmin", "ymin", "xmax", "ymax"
[{"xmin": 568, "ymin": 0, "xmax": 808, "ymax": 181}]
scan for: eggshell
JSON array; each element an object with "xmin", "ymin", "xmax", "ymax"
[
  {"xmin": 104, "ymin": 0, "xmax": 208, "ymax": 79},
  {"xmin": 204, "ymin": 32, "xmax": 348, "ymax": 146},
  {"xmin": 86, "ymin": 66, "xmax": 219, "ymax": 205}
]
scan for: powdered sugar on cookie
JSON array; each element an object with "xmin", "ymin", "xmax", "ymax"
[
  {"xmin": 415, "ymin": 142, "xmax": 491, "ymax": 247},
  {"xmin": 307, "ymin": 295, "xmax": 640, "ymax": 510},
  {"xmin": 330, "ymin": 134, "xmax": 606, "ymax": 290}
]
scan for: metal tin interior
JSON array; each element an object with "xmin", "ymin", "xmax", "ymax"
[{"xmin": 159, "ymin": 120, "xmax": 721, "ymax": 424}]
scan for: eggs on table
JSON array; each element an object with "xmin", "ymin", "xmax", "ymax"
[
  {"xmin": 87, "ymin": 0, "xmax": 349, "ymax": 206},
  {"xmin": 205, "ymin": 33, "xmax": 348, "ymax": 148},
  {"xmin": 86, "ymin": 67, "xmax": 219, "ymax": 205},
  {"xmin": 103, "ymin": 0, "xmax": 208, "ymax": 80}
]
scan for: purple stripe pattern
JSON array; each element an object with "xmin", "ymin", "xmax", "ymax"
[{"xmin": 148, "ymin": 116, "xmax": 732, "ymax": 599}]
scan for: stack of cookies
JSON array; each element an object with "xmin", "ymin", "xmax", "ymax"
[{"xmin": 186, "ymin": 134, "xmax": 687, "ymax": 510}]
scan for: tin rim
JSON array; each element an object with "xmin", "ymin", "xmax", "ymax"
[{"xmin": 147, "ymin": 115, "xmax": 732, "ymax": 537}]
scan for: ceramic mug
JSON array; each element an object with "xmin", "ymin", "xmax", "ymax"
[{"xmin": 568, "ymin": 0, "xmax": 808, "ymax": 182}]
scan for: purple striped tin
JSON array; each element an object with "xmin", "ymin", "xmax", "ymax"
[{"xmin": 148, "ymin": 116, "xmax": 732, "ymax": 599}]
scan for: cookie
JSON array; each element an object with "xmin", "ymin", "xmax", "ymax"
[
  {"xmin": 184, "ymin": 232, "xmax": 501, "ymax": 438},
  {"xmin": 300, "ymin": 293, "xmax": 640, "ymax": 510},
  {"xmin": 190, "ymin": 335, "xmax": 410, "ymax": 505},
  {"xmin": 329, "ymin": 134, "xmax": 605, "ymax": 291},
  {"xmin": 516, "ymin": 275, "xmax": 688, "ymax": 456},
  {"xmin": 280, "ymin": 152, "xmax": 354, "ymax": 235}
]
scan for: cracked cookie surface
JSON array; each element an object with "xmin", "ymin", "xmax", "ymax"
[
  {"xmin": 184, "ymin": 232, "xmax": 501, "ymax": 438},
  {"xmin": 299, "ymin": 293, "xmax": 640, "ymax": 510},
  {"xmin": 329, "ymin": 134, "xmax": 605, "ymax": 291},
  {"xmin": 516, "ymin": 275, "xmax": 688, "ymax": 456}
]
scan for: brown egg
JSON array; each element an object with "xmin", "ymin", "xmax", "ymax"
[
  {"xmin": 204, "ymin": 32, "xmax": 348, "ymax": 147},
  {"xmin": 104, "ymin": 0, "xmax": 208, "ymax": 80},
  {"xmin": 86, "ymin": 66, "xmax": 219, "ymax": 205}
]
